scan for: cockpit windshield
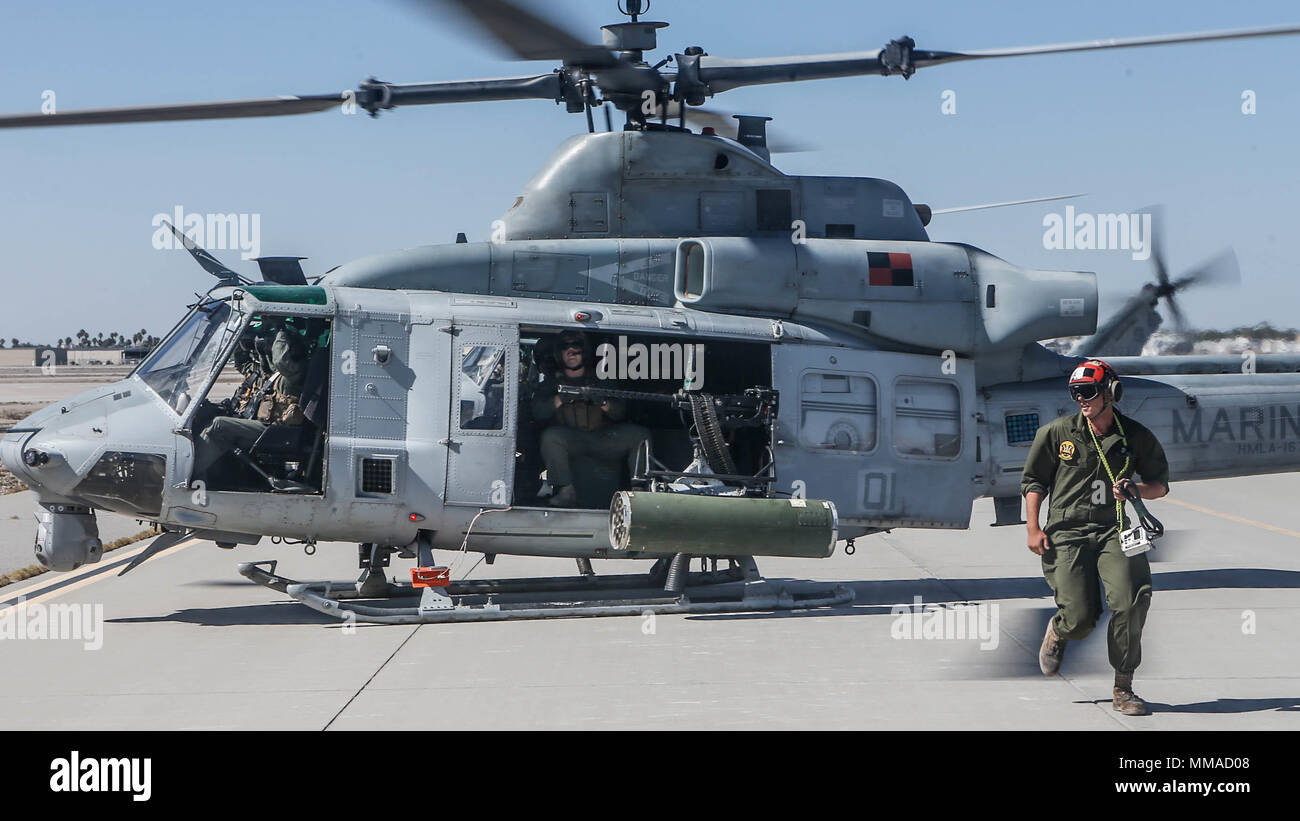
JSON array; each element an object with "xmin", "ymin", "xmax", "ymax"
[{"xmin": 136, "ymin": 300, "xmax": 241, "ymax": 414}]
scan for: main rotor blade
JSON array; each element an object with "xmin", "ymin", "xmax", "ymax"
[
  {"xmin": 931, "ymin": 193, "xmax": 1086, "ymax": 215},
  {"xmin": 0, "ymin": 75, "xmax": 564, "ymax": 130},
  {"xmin": 371, "ymin": 74, "xmax": 564, "ymax": 105},
  {"xmin": 0, "ymin": 95, "xmax": 344, "ymax": 129},
  {"xmin": 695, "ymin": 23, "xmax": 1300, "ymax": 93},
  {"xmin": 947, "ymin": 23, "xmax": 1300, "ymax": 62},
  {"xmin": 428, "ymin": 0, "xmax": 616, "ymax": 66},
  {"xmin": 695, "ymin": 52, "xmax": 888, "ymax": 94}
]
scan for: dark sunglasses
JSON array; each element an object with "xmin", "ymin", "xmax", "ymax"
[{"xmin": 1070, "ymin": 383, "xmax": 1102, "ymax": 401}]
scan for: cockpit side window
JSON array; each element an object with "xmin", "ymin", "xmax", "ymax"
[
  {"xmin": 188, "ymin": 312, "xmax": 332, "ymax": 495},
  {"xmin": 459, "ymin": 344, "xmax": 506, "ymax": 431},
  {"xmin": 136, "ymin": 300, "xmax": 238, "ymax": 414}
]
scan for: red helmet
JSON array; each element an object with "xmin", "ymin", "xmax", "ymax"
[{"xmin": 1069, "ymin": 359, "xmax": 1122, "ymax": 403}]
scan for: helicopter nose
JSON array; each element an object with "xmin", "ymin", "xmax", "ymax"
[
  {"xmin": 0, "ymin": 431, "xmax": 39, "ymax": 488},
  {"xmin": 1, "ymin": 431, "xmax": 60, "ymax": 493},
  {"xmin": 2, "ymin": 404, "xmax": 108, "ymax": 498}
]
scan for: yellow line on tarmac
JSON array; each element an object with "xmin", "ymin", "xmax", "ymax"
[
  {"xmin": 0, "ymin": 537, "xmax": 202, "ymax": 615},
  {"xmin": 1161, "ymin": 498, "xmax": 1300, "ymax": 540}
]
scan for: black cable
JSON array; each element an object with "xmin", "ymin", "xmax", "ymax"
[{"xmin": 1118, "ymin": 483, "xmax": 1164, "ymax": 538}]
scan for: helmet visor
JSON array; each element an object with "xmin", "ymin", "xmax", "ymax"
[{"xmin": 1070, "ymin": 383, "xmax": 1102, "ymax": 402}]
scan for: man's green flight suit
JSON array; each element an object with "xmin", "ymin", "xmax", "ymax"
[
  {"xmin": 193, "ymin": 328, "xmax": 308, "ymax": 481},
  {"xmin": 1020, "ymin": 409, "xmax": 1170, "ymax": 674}
]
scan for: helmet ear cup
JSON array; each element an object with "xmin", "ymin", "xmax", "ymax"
[{"xmin": 1087, "ymin": 359, "xmax": 1122, "ymax": 404}]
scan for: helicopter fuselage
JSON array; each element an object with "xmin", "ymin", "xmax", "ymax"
[
  {"xmin": 5, "ymin": 276, "xmax": 1300, "ymax": 574},
  {"xmin": 5, "ymin": 129, "xmax": 1299, "ymax": 573}
]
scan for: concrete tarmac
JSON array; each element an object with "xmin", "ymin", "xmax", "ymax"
[{"xmin": 0, "ymin": 471, "xmax": 1296, "ymax": 730}]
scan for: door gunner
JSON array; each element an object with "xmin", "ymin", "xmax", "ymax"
[{"xmin": 531, "ymin": 331, "xmax": 650, "ymax": 508}]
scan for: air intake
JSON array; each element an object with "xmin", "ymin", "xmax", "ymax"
[{"xmin": 360, "ymin": 458, "xmax": 394, "ymax": 494}]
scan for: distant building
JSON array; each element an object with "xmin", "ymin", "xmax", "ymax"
[
  {"xmin": 26, "ymin": 347, "xmax": 133, "ymax": 366},
  {"xmin": 33, "ymin": 347, "xmax": 69, "ymax": 367}
]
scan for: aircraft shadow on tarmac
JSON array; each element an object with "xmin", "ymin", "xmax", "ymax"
[
  {"xmin": 108, "ymin": 602, "xmax": 343, "ymax": 627},
  {"xmin": 688, "ymin": 568, "xmax": 1300, "ymax": 682},
  {"xmin": 692, "ymin": 567, "xmax": 1300, "ymax": 619},
  {"xmin": 102, "ymin": 567, "xmax": 1300, "ymax": 632}
]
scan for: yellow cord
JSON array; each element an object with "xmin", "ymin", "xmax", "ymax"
[{"xmin": 1086, "ymin": 412, "xmax": 1130, "ymax": 528}]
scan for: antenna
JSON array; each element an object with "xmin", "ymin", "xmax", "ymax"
[
  {"xmin": 619, "ymin": 0, "xmax": 647, "ymax": 22},
  {"xmin": 733, "ymin": 115, "xmax": 773, "ymax": 162}
]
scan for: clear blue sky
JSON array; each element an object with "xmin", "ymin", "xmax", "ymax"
[{"xmin": 1, "ymin": 0, "xmax": 1297, "ymax": 343}]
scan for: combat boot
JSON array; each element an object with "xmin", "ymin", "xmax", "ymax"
[
  {"xmin": 1113, "ymin": 673, "xmax": 1150, "ymax": 716},
  {"xmin": 548, "ymin": 484, "xmax": 577, "ymax": 508},
  {"xmin": 1038, "ymin": 620, "xmax": 1067, "ymax": 675}
]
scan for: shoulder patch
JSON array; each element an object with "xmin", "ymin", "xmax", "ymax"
[{"xmin": 1059, "ymin": 440, "xmax": 1076, "ymax": 461}]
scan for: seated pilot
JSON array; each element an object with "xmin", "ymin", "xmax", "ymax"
[
  {"xmin": 227, "ymin": 327, "xmax": 273, "ymax": 415},
  {"xmin": 193, "ymin": 317, "xmax": 310, "ymax": 484},
  {"xmin": 530, "ymin": 331, "xmax": 650, "ymax": 508}
]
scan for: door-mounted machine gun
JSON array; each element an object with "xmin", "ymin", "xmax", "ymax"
[{"xmin": 555, "ymin": 384, "xmax": 779, "ymax": 492}]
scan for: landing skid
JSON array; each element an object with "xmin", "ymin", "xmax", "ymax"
[{"xmin": 236, "ymin": 557, "xmax": 854, "ymax": 625}]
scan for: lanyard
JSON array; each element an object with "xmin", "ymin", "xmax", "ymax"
[{"xmin": 1086, "ymin": 413, "xmax": 1130, "ymax": 528}]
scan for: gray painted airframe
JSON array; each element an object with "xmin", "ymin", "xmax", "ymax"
[{"xmin": 3, "ymin": 1, "xmax": 1298, "ymax": 622}]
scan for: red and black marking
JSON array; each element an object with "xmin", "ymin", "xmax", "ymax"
[
  {"xmin": 868, "ymin": 252, "xmax": 914, "ymax": 287},
  {"xmin": 1071, "ymin": 364, "xmax": 1104, "ymax": 383}
]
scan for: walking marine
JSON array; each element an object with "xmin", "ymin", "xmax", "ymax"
[{"xmin": 1021, "ymin": 359, "xmax": 1170, "ymax": 716}]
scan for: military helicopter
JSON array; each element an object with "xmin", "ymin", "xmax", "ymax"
[{"xmin": 4, "ymin": 0, "xmax": 1300, "ymax": 624}]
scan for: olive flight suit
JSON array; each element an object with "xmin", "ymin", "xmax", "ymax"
[
  {"xmin": 1020, "ymin": 409, "xmax": 1170, "ymax": 674},
  {"xmin": 229, "ymin": 337, "xmax": 272, "ymax": 415},
  {"xmin": 193, "ymin": 329, "xmax": 308, "ymax": 480},
  {"xmin": 531, "ymin": 369, "xmax": 651, "ymax": 489}
]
